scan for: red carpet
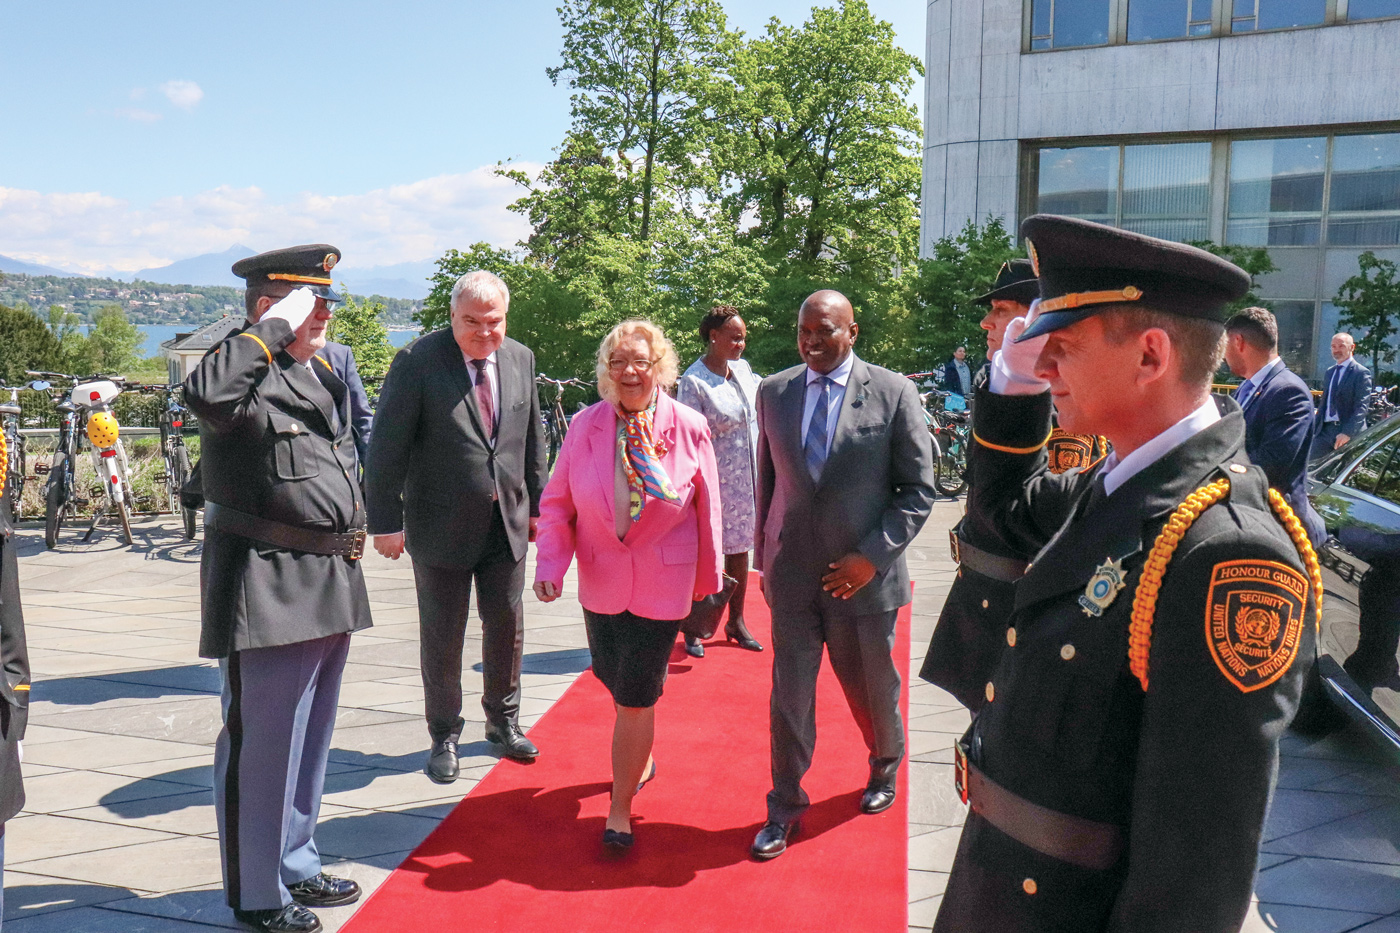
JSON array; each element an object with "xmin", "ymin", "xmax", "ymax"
[{"xmin": 342, "ymin": 576, "xmax": 911, "ymax": 932}]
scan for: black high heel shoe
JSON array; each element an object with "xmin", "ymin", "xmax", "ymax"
[
  {"xmin": 725, "ymin": 621, "xmax": 764, "ymax": 652},
  {"xmin": 602, "ymin": 828, "xmax": 635, "ymax": 852}
]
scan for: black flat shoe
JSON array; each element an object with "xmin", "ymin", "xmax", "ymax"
[
  {"xmin": 724, "ymin": 622, "xmax": 764, "ymax": 652},
  {"xmin": 425, "ymin": 738, "xmax": 459, "ymax": 784},
  {"xmin": 486, "ymin": 721, "xmax": 540, "ymax": 760},
  {"xmin": 287, "ymin": 872, "xmax": 361, "ymax": 908},
  {"xmin": 602, "ymin": 828, "xmax": 634, "ymax": 852},
  {"xmin": 684, "ymin": 636, "xmax": 705, "ymax": 658},
  {"xmin": 750, "ymin": 819, "xmax": 799, "ymax": 860},
  {"xmin": 233, "ymin": 904, "xmax": 322, "ymax": 933}
]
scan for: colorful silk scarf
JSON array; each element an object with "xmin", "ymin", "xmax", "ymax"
[{"xmin": 617, "ymin": 394, "xmax": 680, "ymax": 521}]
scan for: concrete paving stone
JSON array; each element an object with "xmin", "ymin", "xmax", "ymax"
[
  {"xmin": 100, "ymin": 664, "xmax": 221, "ymax": 694},
  {"xmin": 1258, "ymin": 851, "xmax": 1297, "ymax": 871},
  {"xmin": 67, "ymin": 600, "xmax": 197, "ymax": 619},
  {"xmin": 908, "ymin": 868, "xmax": 949, "ymax": 901},
  {"xmin": 316, "ymin": 852, "xmax": 417, "ymax": 933},
  {"xmin": 4, "ymin": 814, "xmax": 182, "ymax": 864},
  {"xmin": 20, "ymin": 592, "xmax": 135, "ymax": 608},
  {"xmin": 910, "ymin": 708, "xmax": 972, "ymax": 736},
  {"xmin": 908, "ymin": 825, "xmax": 963, "ymax": 873},
  {"xmin": 37, "ymin": 634, "xmax": 186, "ymax": 657},
  {"xmin": 26, "ymin": 653, "xmax": 158, "ymax": 678},
  {"xmin": 3, "ymin": 903, "xmax": 218, "ymax": 932},
  {"xmin": 1244, "ymin": 902, "xmax": 1384, "ymax": 932},
  {"xmin": 1350, "ymin": 918, "xmax": 1400, "ymax": 932},
  {"xmin": 909, "ymin": 894, "xmax": 943, "ymax": 929},
  {"xmin": 321, "ymin": 767, "xmax": 469, "ymax": 811},
  {"xmin": 345, "ymin": 640, "xmax": 423, "ymax": 670},
  {"xmin": 18, "ymin": 834, "xmax": 224, "ymax": 893},
  {"xmin": 521, "ymin": 681, "xmax": 575, "ymax": 702},
  {"xmin": 30, "ymin": 615, "xmax": 195, "ymax": 636},
  {"xmin": 335, "ymin": 680, "xmax": 423, "ymax": 709},
  {"xmin": 21, "ymin": 771, "xmax": 198, "ymax": 815},
  {"xmin": 1310, "ymin": 766, "xmax": 1400, "ymax": 799},
  {"xmin": 98, "ymin": 889, "xmax": 241, "ymax": 931},
  {"xmin": 1275, "ymin": 755, "xmax": 1365, "ymax": 790},
  {"xmin": 1280, "ymin": 727, "xmax": 1389, "ymax": 764},
  {"xmin": 37, "ymin": 696, "xmax": 222, "ymax": 745},
  {"xmin": 907, "ymin": 761, "xmax": 967, "ymax": 828},
  {"xmin": 17, "ymin": 607, "xmax": 116, "ymax": 627},
  {"xmin": 93, "ymin": 644, "xmax": 202, "ymax": 665},
  {"xmin": 1263, "ymin": 801, "xmax": 1400, "ymax": 864},
  {"xmin": 2, "ymin": 871, "xmax": 137, "ymax": 921},
  {"xmin": 17, "ymin": 725, "xmax": 119, "ymax": 747},
  {"xmin": 95, "ymin": 757, "xmax": 209, "ymax": 785},
  {"xmin": 1262, "ymin": 788, "xmax": 1393, "ymax": 842},
  {"xmin": 21, "ymin": 734, "xmax": 211, "ymax": 770},
  {"xmin": 64, "ymin": 791, "xmax": 216, "ymax": 836},
  {"xmin": 1255, "ymin": 857, "xmax": 1400, "ymax": 913},
  {"xmin": 312, "ymin": 807, "xmax": 444, "ymax": 860},
  {"xmin": 909, "ymin": 730, "xmax": 956, "ymax": 761}
]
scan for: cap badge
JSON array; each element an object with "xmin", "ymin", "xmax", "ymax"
[
  {"xmin": 1026, "ymin": 239, "xmax": 1040, "ymax": 277},
  {"xmin": 323, "ymin": 253, "xmax": 339, "ymax": 272},
  {"xmin": 1079, "ymin": 556, "xmax": 1128, "ymax": 617}
]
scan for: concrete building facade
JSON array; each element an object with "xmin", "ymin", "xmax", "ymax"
[{"xmin": 921, "ymin": 0, "xmax": 1400, "ymax": 378}]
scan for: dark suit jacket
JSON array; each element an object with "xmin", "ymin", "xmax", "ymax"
[
  {"xmin": 1240, "ymin": 360, "xmax": 1326, "ymax": 546},
  {"xmin": 184, "ymin": 318, "xmax": 372, "ymax": 659},
  {"xmin": 365, "ymin": 331, "xmax": 547, "ymax": 569},
  {"xmin": 0, "ymin": 505, "xmax": 29, "ymax": 825},
  {"xmin": 1315, "ymin": 357, "xmax": 1372, "ymax": 438},
  {"xmin": 942, "ymin": 358, "xmax": 972, "ymax": 396},
  {"xmin": 755, "ymin": 356, "xmax": 936, "ymax": 616},
  {"xmin": 317, "ymin": 341, "xmax": 373, "ymax": 467}
]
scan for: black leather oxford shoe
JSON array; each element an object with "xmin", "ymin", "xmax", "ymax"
[
  {"xmin": 750, "ymin": 819, "xmax": 799, "ymax": 860},
  {"xmin": 425, "ymin": 738, "xmax": 459, "ymax": 784},
  {"xmin": 486, "ymin": 722, "xmax": 539, "ymax": 760},
  {"xmin": 233, "ymin": 904, "xmax": 322, "ymax": 933},
  {"xmin": 860, "ymin": 783, "xmax": 897, "ymax": 814},
  {"xmin": 288, "ymin": 872, "xmax": 361, "ymax": 908}
]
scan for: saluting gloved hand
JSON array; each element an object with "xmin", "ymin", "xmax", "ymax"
[
  {"xmin": 261, "ymin": 286, "xmax": 318, "ymax": 332},
  {"xmin": 989, "ymin": 300, "xmax": 1051, "ymax": 396}
]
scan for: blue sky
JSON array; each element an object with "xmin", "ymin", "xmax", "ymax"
[{"xmin": 0, "ymin": 0, "xmax": 926, "ymax": 274}]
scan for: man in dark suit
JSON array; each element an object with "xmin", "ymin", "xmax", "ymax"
[
  {"xmin": 1225, "ymin": 307, "xmax": 1326, "ymax": 546},
  {"xmin": 366, "ymin": 271, "xmax": 548, "ymax": 782},
  {"xmin": 187, "ymin": 245, "xmax": 373, "ymax": 933},
  {"xmin": 315, "ymin": 341, "xmax": 373, "ymax": 468},
  {"xmin": 1313, "ymin": 332, "xmax": 1372, "ymax": 458},
  {"xmin": 0, "ymin": 445, "xmax": 30, "ymax": 925},
  {"xmin": 750, "ymin": 290, "xmax": 936, "ymax": 860}
]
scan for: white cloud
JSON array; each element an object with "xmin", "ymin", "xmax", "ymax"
[
  {"xmin": 159, "ymin": 80, "xmax": 204, "ymax": 111},
  {"xmin": 114, "ymin": 107, "xmax": 162, "ymax": 124},
  {"xmin": 0, "ymin": 166, "xmax": 538, "ymax": 275}
]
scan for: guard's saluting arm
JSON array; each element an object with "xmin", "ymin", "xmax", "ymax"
[{"xmin": 184, "ymin": 318, "xmax": 296, "ymax": 432}]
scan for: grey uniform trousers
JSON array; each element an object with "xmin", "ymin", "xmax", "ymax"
[
  {"xmin": 214, "ymin": 633, "xmax": 349, "ymax": 911},
  {"xmin": 767, "ymin": 600, "xmax": 904, "ymax": 825}
]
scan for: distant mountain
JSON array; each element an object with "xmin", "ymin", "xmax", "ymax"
[
  {"xmin": 131, "ymin": 244, "xmax": 257, "ymax": 288},
  {"xmin": 0, "ymin": 253, "xmax": 83, "ymax": 277},
  {"xmin": 332, "ymin": 259, "xmax": 437, "ymax": 301}
]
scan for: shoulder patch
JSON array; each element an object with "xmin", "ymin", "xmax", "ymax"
[{"xmin": 1205, "ymin": 560, "xmax": 1308, "ymax": 693}]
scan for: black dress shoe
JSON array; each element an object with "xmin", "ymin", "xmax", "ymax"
[
  {"xmin": 486, "ymin": 721, "xmax": 540, "ymax": 760},
  {"xmin": 750, "ymin": 819, "xmax": 799, "ymax": 860},
  {"xmin": 860, "ymin": 783, "xmax": 897, "ymax": 814},
  {"xmin": 724, "ymin": 621, "xmax": 764, "ymax": 652},
  {"xmin": 684, "ymin": 636, "xmax": 705, "ymax": 658},
  {"xmin": 425, "ymin": 738, "xmax": 459, "ymax": 784},
  {"xmin": 288, "ymin": 872, "xmax": 361, "ymax": 907},
  {"xmin": 233, "ymin": 904, "xmax": 322, "ymax": 933},
  {"xmin": 602, "ymin": 827, "xmax": 635, "ymax": 852}
]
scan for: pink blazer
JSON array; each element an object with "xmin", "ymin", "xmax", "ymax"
[{"xmin": 534, "ymin": 392, "xmax": 723, "ymax": 621}]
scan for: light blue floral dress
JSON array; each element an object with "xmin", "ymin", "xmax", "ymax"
[{"xmin": 677, "ymin": 356, "xmax": 760, "ymax": 555}]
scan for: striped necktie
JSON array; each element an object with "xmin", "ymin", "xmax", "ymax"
[{"xmin": 805, "ymin": 376, "xmax": 832, "ymax": 482}]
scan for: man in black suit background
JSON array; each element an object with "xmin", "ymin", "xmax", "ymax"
[
  {"xmin": 1224, "ymin": 308, "xmax": 1326, "ymax": 546},
  {"xmin": 366, "ymin": 271, "xmax": 548, "ymax": 782},
  {"xmin": 1313, "ymin": 331, "xmax": 1372, "ymax": 458}
]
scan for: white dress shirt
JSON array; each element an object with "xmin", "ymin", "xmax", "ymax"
[
  {"xmin": 1235, "ymin": 356, "xmax": 1282, "ymax": 410},
  {"xmin": 1100, "ymin": 397, "xmax": 1221, "ymax": 496},
  {"xmin": 800, "ymin": 352, "xmax": 855, "ymax": 456},
  {"xmin": 462, "ymin": 350, "xmax": 500, "ymax": 430}
]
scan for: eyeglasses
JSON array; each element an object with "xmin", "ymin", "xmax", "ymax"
[{"xmin": 608, "ymin": 358, "xmax": 659, "ymax": 373}]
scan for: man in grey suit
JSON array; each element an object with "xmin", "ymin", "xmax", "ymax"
[
  {"xmin": 366, "ymin": 271, "xmax": 548, "ymax": 783},
  {"xmin": 751, "ymin": 290, "xmax": 936, "ymax": 860}
]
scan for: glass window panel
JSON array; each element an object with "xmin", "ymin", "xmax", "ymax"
[
  {"xmin": 1330, "ymin": 135, "xmax": 1400, "ymax": 213},
  {"xmin": 1233, "ymin": 17, "xmax": 1257, "ymax": 28},
  {"xmin": 1373, "ymin": 454, "xmax": 1400, "ymax": 506},
  {"xmin": 1256, "ymin": 0, "xmax": 1326, "ymax": 28},
  {"xmin": 1271, "ymin": 300, "xmax": 1317, "ymax": 376},
  {"xmin": 1129, "ymin": 0, "xmax": 1190, "ymax": 40},
  {"xmin": 1233, "ymin": 0, "xmax": 1255, "ymax": 15},
  {"xmin": 1189, "ymin": 21, "xmax": 1214, "ymax": 32},
  {"xmin": 1037, "ymin": 147, "xmax": 1119, "ymax": 223},
  {"xmin": 1228, "ymin": 138, "xmax": 1326, "ymax": 246},
  {"xmin": 1032, "ymin": 36, "xmax": 1052, "ymax": 48},
  {"xmin": 1344, "ymin": 439, "xmax": 1399, "ymax": 494},
  {"xmin": 1349, "ymin": 0, "xmax": 1400, "ymax": 18},
  {"xmin": 1032, "ymin": 0, "xmax": 1053, "ymax": 37},
  {"xmin": 1053, "ymin": 0, "xmax": 1111, "ymax": 46},
  {"xmin": 1327, "ymin": 218, "xmax": 1400, "ymax": 246},
  {"xmin": 1121, "ymin": 142, "xmax": 1211, "ymax": 241}
]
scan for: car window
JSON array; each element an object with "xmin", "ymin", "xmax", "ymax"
[
  {"xmin": 1344, "ymin": 438, "xmax": 1400, "ymax": 496},
  {"xmin": 1374, "ymin": 453, "xmax": 1400, "ymax": 507}
]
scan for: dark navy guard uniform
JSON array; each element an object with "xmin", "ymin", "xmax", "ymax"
[
  {"xmin": 0, "ymin": 464, "xmax": 31, "ymax": 925},
  {"xmin": 934, "ymin": 217, "xmax": 1322, "ymax": 933},
  {"xmin": 187, "ymin": 246, "xmax": 372, "ymax": 931}
]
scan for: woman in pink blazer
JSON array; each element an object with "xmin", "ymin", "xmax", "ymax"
[{"xmin": 533, "ymin": 319, "xmax": 723, "ymax": 854}]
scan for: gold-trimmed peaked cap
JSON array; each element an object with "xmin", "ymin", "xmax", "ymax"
[
  {"xmin": 232, "ymin": 244, "xmax": 344, "ymax": 303},
  {"xmin": 1016, "ymin": 215, "xmax": 1251, "ymax": 342}
]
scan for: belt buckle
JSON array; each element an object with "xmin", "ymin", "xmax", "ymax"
[
  {"xmin": 347, "ymin": 528, "xmax": 366, "ymax": 561},
  {"xmin": 949, "ymin": 529, "xmax": 961, "ymax": 565},
  {"xmin": 954, "ymin": 741, "xmax": 969, "ymax": 805}
]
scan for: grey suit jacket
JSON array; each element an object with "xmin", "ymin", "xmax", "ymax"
[
  {"xmin": 365, "ymin": 331, "xmax": 548, "ymax": 569},
  {"xmin": 755, "ymin": 356, "xmax": 936, "ymax": 616}
]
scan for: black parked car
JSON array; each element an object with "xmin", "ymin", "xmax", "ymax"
[{"xmin": 1297, "ymin": 415, "xmax": 1400, "ymax": 747}]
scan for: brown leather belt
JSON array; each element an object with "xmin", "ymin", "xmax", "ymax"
[
  {"xmin": 205, "ymin": 502, "xmax": 366, "ymax": 561},
  {"xmin": 955, "ymin": 741, "xmax": 1124, "ymax": 871}
]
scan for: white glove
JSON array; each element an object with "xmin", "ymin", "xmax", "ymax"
[
  {"xmin": 989, "ymin": 301, "xmax": 1050, "ymax": 396},
  {"xmin": 262, "ymin": 287, "xmax": 318, "ymax": 332}
]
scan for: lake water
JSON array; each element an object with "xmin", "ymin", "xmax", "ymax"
[{"xmin": 107, "ymin": 324, "xmax": 421, "ymax": 358}]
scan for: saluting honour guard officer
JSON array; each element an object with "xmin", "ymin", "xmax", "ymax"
[
  {"xmin": 186, "ymin": 246, "xmax": 373, "ymax": 933},
  {"xmin": 933, "ymin": 216, "xmax": 1321, "ymax": 933},
  {"xmin": 0, "ymin": 437, "xmax": 31, "ymax": 926}
]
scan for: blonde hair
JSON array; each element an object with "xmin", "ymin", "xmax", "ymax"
[{"xmin": 596, "ymin": 319, "xmax": 680, "ymax": 403}]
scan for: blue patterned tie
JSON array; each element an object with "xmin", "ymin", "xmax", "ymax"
[{"xmin": 805, "ymin": 376, "xmax": 831, "ymax": 481}]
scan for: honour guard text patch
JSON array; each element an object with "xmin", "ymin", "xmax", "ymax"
[{"xmin": 1205, "ymin": 560, "xmax": 1308, "ymax": 693}]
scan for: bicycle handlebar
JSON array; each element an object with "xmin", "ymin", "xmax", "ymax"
[{"xmin": 536, "ymin": 375, "xmax": 593, "ymax": 388}]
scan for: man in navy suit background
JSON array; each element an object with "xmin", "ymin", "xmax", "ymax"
[
  {"xmin": 1224, "ymin": 308, "xmax": 1326, "ymax": 546},
  {"xmin": 1313, "ymin": 332, "xmax": 1371, "ymax": 458},
  {"xmin": 316, "ymin": 341, "xmax": 374, "ymax": 468}
]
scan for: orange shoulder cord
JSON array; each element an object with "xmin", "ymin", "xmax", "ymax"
[{"xmin": 1126, "ymin": 478, "xmax": 1325, "ymax": 692}]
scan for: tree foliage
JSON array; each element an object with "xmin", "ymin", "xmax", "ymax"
[
  {"xmin": 328, "ymin": 291, "xmax": 396, "ymax": 383},
  {"xmin": 1335, "ymin": 251, "xmax": 1400, "ymax": 375},
  {"xmin": 85, "ymin": 304, "xmax": 144, "ymax": 375},
  {"xmin": 1187, "ymin": 241, "xmax": 1278, "ymax": 315},
  {"xmin": 905, "ymin": 218, "xmax": 1020, "ymax": 375},
  {"xmin": 0, "ymin": 303, "xmax": 64, "ymax": 385}
]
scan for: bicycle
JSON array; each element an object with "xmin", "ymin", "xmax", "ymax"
[
  {"xmin": 28, "ymin": 370, "xmax": 137, "ymax": 547},
  {"xmin": 536, "ymin": 375, "xmax": 592, "ymax": 468},
  {"xmin": 0, "ymin": 379, "xmax": 50, "ymax": 521},
  {"xmin": 926, "ymin": 388, "xmax": 971, "ymax": 498},
  {"xmin": 131, "ymin": 382, "xmax": 198, "ymax": 538}
]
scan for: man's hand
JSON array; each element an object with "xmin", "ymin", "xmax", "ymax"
[
  {"xmin": 822, "ymin": 553, "xmax": 878, "ymax": 599},
  {"xmin": 262, "ymin": 287, "xmax": 318, "ymax": 332},
  {"xmin": 373, "ymin": 532, "xmax": 405, "ymax": 560},
  {"xmin": 533, "ymin": 580, "xmax": 559, "ymax": 602},
  {"xmin": 989, "ymin": 302, "xmax": 1051, "ymax": 396},
  {"xmin": 1336, "ymin": 434, "xmax": 1350, "ymax": 449},
  {"xmin": 528, "ymin": 517, "xmax": 538, "ymax": 542}
]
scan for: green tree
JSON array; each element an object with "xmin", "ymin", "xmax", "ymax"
[
  {"xmin": 0, "ymin": 303, "xmax": 64, "ymax": 384},
  {"xmin": 328, "ymin": 291, "xmax": 396, "ymax": 383},
  {"xmin": 905, "ymin": 218, "xmax": 1020, "ymax": 375},
  {"xmin": 86, "ymin": 303, "xmax": 144, "ymax": 374},
  {"xmin": 1187, "ymin": 241, "xmax": 1278, "ymax": 314},
  {"xmin": 1334, "ymin": 251, "xmax": 1400, "ymax": 375}
]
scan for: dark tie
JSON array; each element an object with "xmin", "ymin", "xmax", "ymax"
[
  {"xmin": 1326, "ymin": 365, "xmax": 1342, "ymax": 422},
  {"xmin": 471, "ymin": 358, "xmax": 496, "ymax": 439},
  {"xmin": 804, "ymin": 376, "xmax": 832, "ymax": 482},
  {"xmin": 1234, "ymin": 379, "xmax": 1255, "ymax": 410}
]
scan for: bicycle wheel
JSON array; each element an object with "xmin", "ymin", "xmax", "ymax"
[
  {"xmin": 44, "ymin": 452, "xmax": 69, "ymax": 549},
  {"xmin": 933, "ymin": 431, "xmax": 967, "ymax": 498},
  {"xmin": 115, "ymin": 497, "xmax": 133, "ymax": 546},
  {"xmin": 546, "ymin": 416, "xmax": 563, "ymax": 469},
  {"xmin": 174, "ymin": 446, "xmax": 198, "ymax": 539}
]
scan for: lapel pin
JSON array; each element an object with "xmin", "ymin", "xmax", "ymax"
[{"xmin": 1079, "ymin": 556, "xmax": 1128, "ymax": 617}]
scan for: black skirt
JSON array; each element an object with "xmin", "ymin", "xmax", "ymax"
[{"xmin": 584, "ymin": 609, "xmax": 682, "ymax": 708}]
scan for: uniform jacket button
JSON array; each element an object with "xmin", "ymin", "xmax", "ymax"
[
  {"xmin": 1023, "ymin": 878, "xmax": 1038, "ymax": 895},
  {"xmin": 981, "ymin": 599, "xmax": 990, "ymax": 609},
  {"xmin": 290, "ymin": 424, "xmax": 300, "ymax": 433},
  {"xmin": 1061, "ymin": 644, "xmax": 1076, "ymax": 661},
  {"xmin": 1006, "ymin": 627, "xmax": 1016, "ymax": 647},
  {"xmin": 985, "ymin": 682, "xmax": 995, "ymax": 703}
]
